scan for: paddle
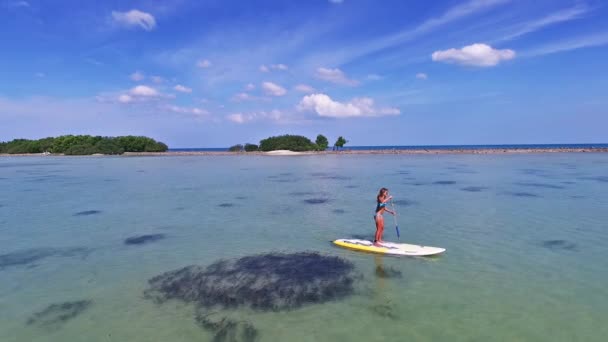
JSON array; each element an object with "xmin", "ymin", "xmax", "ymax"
[{"xmin": 390, "ymin": 199, "xmax": 400, "ymax": 240}]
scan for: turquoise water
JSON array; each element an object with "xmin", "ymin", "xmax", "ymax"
[{"xmin": 1, "ymin": 154, "xmax": 607, "ymax": 341}]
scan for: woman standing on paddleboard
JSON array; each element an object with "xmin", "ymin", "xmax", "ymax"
[{"xmin": 374, "ymin": 188, "xmax": 395, "ymax": 246}]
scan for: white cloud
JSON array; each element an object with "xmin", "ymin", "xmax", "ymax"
[
  {"xmin": 197, "ymin": 59, "xmax": 212, "ymax": 68},
  {"xmin": 245, "ymin": 83, "xmax": 255, "ymax": 91},
  {"xmin": 432, "ymin": 43, "xmax": 515, "ymax": 67},
  {"xmin": 117, "ymin": 85, "xmax": 162, "ymax": 103},
  {"xmin": 118, "ymin": 94, "xmax": 133, "ymax": 103},
  {"xmin": 271, "ymin": 64, "xmax": 288, "ymax": 71},
  {"xmin": 130, "ymin": 85, "xmax": 159, "ymax": 97},
  {"xmin": 259, "ymin": 65, "xmax": 270, "ymax": 72},
  {"xmin": 294, "ymin": 84, "xmax": 316, "ymax": 93},
  {"xmin": 151, "ymin": 76, "xmax": 164, "ymax": 83},
  {"xmin": 297, "ymin": 93, "xmax": 399, "ymax": 118},
  {"xmin": 262, "ymin": 82, "xmax": 287, "ymax": 96},
  {"xmin": 367, "ymin": 74, "xmax": 383, "ymax": 81},
  {"xmin": 174, "ymin": 84, "xmax": 192, "ymax": 93},
  {"xmin": 416, "ymin": 73, "xmax": 428, "ymax": 80},
  {"xmin": 130, "ymin": 71, "xmax": 145, "ymax": 81},
  {"xmin": 227, "ymin": 110, "xmax": 283, "ymax": 124},
  {"xmin": 112, "ymin": 9, "xmax": 156, "ymax": 31},
  {"xmin": 315, "ymin": 67, "xmax": 359, "ymax": 86},
  {"xmin": 165, "ymin": 105, "xmax": 208, "ymax": 117},
  {"xmin": 232, "ymin": 92, "xmax": 253, "ymax": 102}
]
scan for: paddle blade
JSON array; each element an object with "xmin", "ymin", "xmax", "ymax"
[{"xmin": 395, "ymin": 225, "xmax": 400, "ymax": 239}]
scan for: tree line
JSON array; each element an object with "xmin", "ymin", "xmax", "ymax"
[
  {"xmin": 0, "ymin": 135, "xmax": 168, "ymax": 155},
  {"xmin": 228, "ymin": 134, "xmax": 348, "ymax": 152}
]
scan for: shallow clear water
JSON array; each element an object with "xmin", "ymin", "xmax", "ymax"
[{"xmin": 1, "ymin": 154, "xmax": 607, "ymax": 341}]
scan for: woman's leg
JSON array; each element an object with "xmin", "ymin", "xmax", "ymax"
[{"xmin": 378, "ymin": 217, "xmax": 385, "ymax": 242}]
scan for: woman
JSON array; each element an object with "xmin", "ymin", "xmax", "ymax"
[{"xmin": 374, "ymin": 187, "xmax": 395, "ymax": 246}]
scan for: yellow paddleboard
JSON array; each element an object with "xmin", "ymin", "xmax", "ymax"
[{"xmin": 333, "ymin": 239, "xmax": 445, "ymax": 256}]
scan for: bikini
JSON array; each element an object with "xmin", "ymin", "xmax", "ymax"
[{"xmin": 374, "ymin": 201, "xmax": 386, "ymax": 220}]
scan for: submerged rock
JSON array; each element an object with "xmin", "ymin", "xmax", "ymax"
[
  {"xmin": 0, "ymin": 247, "xmax": 90, "ymax": 269},
  {"xmin": 541, "ymin": 240, "xmax": 577, "ymax": 251},
  {"xmin": 144, "ymin": 252, "xmax": 357, "ymax": 311},
  {"xmin": 124, "ymin": 234, "xmax": 166, "ymax": 245},
  {"xmin": 375, "ymin": 266, "xmax": 402, "ymax": 279},
  {"xmin": 27, "ymin": 300, "xmax": 92, "ymax": 328},
  {"xmin": 195, "ymin": 311, "xmax": 258, "ymax": 342},
  {"xmin": 73, "ymin": 210, "xmax": 102, "ymax": 216}
]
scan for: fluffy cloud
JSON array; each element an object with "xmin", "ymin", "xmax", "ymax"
[
  {"xmin": 416, "ymin": 73, "xmax": 428, "ymax": 80},
  {"xmin": 315, "ymin": 67, "xmax": 359, "ymax": 86},
  {"xmin": 232, "ymin": 92, "xmax": 253, "ymax": 102},
  {"xmin": 197, "ymin": 59, "xmax": 212, "ymax": 68},
  {"xmin": 117, "ymin": 85, "xmax": 162, "ymax": 103},
  {"xmin": 262, "ymin": 82, "xmax": 287, "ymax": 96},
  {"xmin": 245, "ymin": 83, "xmax": 255, "ymax": 91},
  {"xmin": 259, "ymin": 64, "xmax": 288, "ymax": 72},
  {"xmin": 294, "ymin": 84, "xmax": 315, "ymax": 93},
  {"xmin": 431, "ymin": 43, "xmax": 515, "ymax": 67},
  {"xmin": 174, "ymin": 84, "xmax": 192, "ymax": 93},
  {"xmin": 297, "ymin": 93, "xmax": 399, "ymax": 118},
  {"xmin": 112, "ymin": 9, "xmax": 156, "ymax": 31},
  {"xmin": 130, "ymin": 71, "xmax": 145, "ymax": 81},
  {"xmin": 165, "ymin": 105, "xmax": 208, "ymax": 117},
  {"xmin": 227, "ymin": 110, "xmax": 283, "ymax": 124}
]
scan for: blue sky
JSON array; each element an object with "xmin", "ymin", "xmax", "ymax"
[{"xmin": 1, "ymin": 0, "xmax": 607, "ymax": 147}]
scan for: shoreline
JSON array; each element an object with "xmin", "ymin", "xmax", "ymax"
[{"xmin": 2, "ymin": 147, "xmax": 608, "ymax": 157}]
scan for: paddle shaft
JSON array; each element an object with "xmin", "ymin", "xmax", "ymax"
[{"xmin": 391, "ymin": 200, "xmax": 400, "ymax": 239}]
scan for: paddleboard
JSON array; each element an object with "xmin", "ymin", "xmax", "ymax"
[{"xmin": 333, "ymin": 239, "xmax": 445, "ymax": 256}]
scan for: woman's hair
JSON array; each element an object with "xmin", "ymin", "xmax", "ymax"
[{"xmin": 377, "ymin": 187, "xmax": 388, "ymax": 201}]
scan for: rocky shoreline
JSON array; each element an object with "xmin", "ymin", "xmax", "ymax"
[{"xmin": 2, "ymin": 147, "xmax": 608, "ymax": 157}]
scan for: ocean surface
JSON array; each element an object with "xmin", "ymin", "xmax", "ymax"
[
  {"xmin": 1, "ymin": 153, "xmax": 607, "ymax": 341},
  {"xmin": 169, "ymin": 143, "xmax": 608, "ymax": 152}
]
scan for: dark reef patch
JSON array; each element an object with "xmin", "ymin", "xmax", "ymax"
[
  {"xmin": 369, "ymin": 303, "xmax": 398, "ymax": 320},
  {"xmin": 433, "ymin": 180, "xmax": 457, "ymax": 185},
  {"xmin": 309, "ymin": 172, "xmax": 351, "ymax": 181},
  {"xmin": 515, "ymin": 182, "xmax": 565, "ymax": 189},
  {"xmin": 461, "ymin": 186, "xmax": 487, "ymax": 192},
  {"xmin": 218, "ymin": 203, "xmax": 235, "ymax": 208},
  {"xmin": 73, "ymin": 210, "xmax": 102, "ymax": 216},
  {"xmin": 580, "ymin": 176, "xmax": 608, "ymax": 183},
  {"xmin": 392, "ymin": 199, "xmax": 417, "ymax": 206},
  {"xmin": 288, "ymin": 191, "xmax": 323, "ymax": 197},
  {"xmin": 124, "ymin": 234, "xmax": 166, "ymax": 246},
  {"xmin": 27, "ymin": 300, "xmax": 92, "ymax": 328},
  {"xmin": 404, "ymin": 182, "xmax": 425, "ymax": 186},
  {"xmin": 332, "ymin": 209, "xmax": 346, "ymax": 214},
  {"xmin": 303, "ymin": 198, "xmax": 329, "ymax": 205},
  {"xmin": 345, "ymin": 185, "xmax": 359, "ymax": 189},
  {"xmin": 375, "ymin": 266, "xmax": 402, "ymax": 279},
  {"xmin": 540, "ymin": 240, "xmax": 577, "ymax": 251},
  {"xmin": 0, "ymin": 247, "xmax": 90, "ymax": 269},
  {"xmin": 507, "ymin": 192, "xmax": 541, "ymax": 198},
  {"xmin": 195, "ymin": 312, "xmax": 258, "ymax": 342},
  {"xmin": 235, "ymin": 196, "xmax": 247, "ymax": 200},
  {"xmin": 144, "ymin": 252, "xmax": 357, "ymax": 311}
]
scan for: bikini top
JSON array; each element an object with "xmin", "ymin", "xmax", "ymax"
[{"xmin": 375, "ymin": 201, "xmax": 387, "ymax": 213}]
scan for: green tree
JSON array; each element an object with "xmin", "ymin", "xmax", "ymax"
[
  {"xmin": 228, "ymin": 144, "xmax": 244, "ymax": 152},
  {"xmin": 315, "ymin": 134, "xmax": 329, "ymax": 151},
  {"xmin": 258, "ymin": 134, "xmax": 316, "ymax": 152},
  {"xmin": 244, "ymin": 143, "xmax": 259, "ymax": 152},
  {"xmin": 334, "ymin": 136, "xmax": 348, "ymax": 150}
]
